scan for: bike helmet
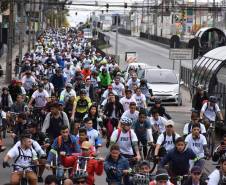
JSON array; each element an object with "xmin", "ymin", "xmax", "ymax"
[
  {"xmin": 32, "ymin": 82, "xmax": 38, "ymax": 88},
  {"xmin": 73, "ymin": 170, "xmax": 88, "ymax": 183},
  {"xmin": 38, "ymin": 82, "xmax": 44, "ymax": 88},
  {"xmin": 120, "ymin": 117, "xmax": 133, "ymax": 126},
  {"xmin": 209, "ymin": 96, "xmax": 218, "ymax": 103},
  {"xmin": 154, "ymin": 98, "xmax": 162, "ymax": 104}
]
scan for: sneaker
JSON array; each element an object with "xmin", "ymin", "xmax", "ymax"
[{"xmin": 38, "ymin": 176, "xmax": 43, "ymax": 183}]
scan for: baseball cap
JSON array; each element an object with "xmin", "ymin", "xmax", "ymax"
[
  {"xmin": 165, "ymin": 120, "xmax": 175, "ymax": 127},
  {"xmin": 81, "ymin": 141, "xmax": 92, "ymax": 150},
  {"xmin": 191, "ymin": 166, "xmax": 201, "ymax": 173},
  {"xmin": 155, "ymin": 168, "xmax": 169, "ymax": 181}
]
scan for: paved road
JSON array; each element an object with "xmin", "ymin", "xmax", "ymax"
[{"xmin": 0, "ymin": 32, "xmax": 215, "ymax": 184}]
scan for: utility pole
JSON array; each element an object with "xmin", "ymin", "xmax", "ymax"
[
  {"xmin": 18, "ymin": 0, "xmax": 25, "ymax": 75},
  {"xmin": 6, "ymin": 0, "xmax": 14, "ymax": 83},
  {"xmin": 212, "ymin": 0, "xmax": 216, "ymax": 27},
  {"xmin": 115, "ymin": 15, "xmax": 119, "ymax": 63},
  {"xmin": 28, "ymin": 0, "xmax": 31, "ymax": 52},
  {"xmin": 147, "ymin": 0, "xmax": 150, "ymax": 33},
  {"xmin": 32, "ymin": 0, "xmax": 36, "ymax": 50},
  {"xmin": 154, "ymin": 0, "xmax": 158, "ymax": 36}
]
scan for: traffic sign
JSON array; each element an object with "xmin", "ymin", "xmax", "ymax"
[{"xmin": 169, "ymin": 48, "xmax": 193, "ymax": 60}]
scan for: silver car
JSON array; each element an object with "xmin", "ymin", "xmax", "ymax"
[{"xmin": 141, "ymin": 68, "xmax": 182, "ymax": 105}]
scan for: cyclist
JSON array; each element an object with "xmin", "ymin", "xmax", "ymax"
[
  {"xmin": 112, "ymin": 76, "xmax": 125, "ymax": 98},
  {"xmin": 183, "ymin": 109, "xmax": 206, "ymax": 137},
  {"xmin": 104, "ymin": 144, "xmax": 130, "ymax": 185},
  {"xmin": 98, "ymin": 67, "xmax": 112, "ymax": 89},
  {"xmin": 84, "ymin": 117, "xmax": 102, "ymax": 153},
  {"xmin": 21, "ymin": 71, "xmax": 36, "ymax": 92},
  {"xmin": 185, "ymin": 124, "xmax": 210, "ymax": 169},
  {"xmin": 120, "ymin": 89, "xmax": 137, "ymax": 111},
  {"xmin": 111, "ymin": 117, "xmax": 141, "ymax": 166},
  {"xmin": 71, "ymin": 89, "xmax": 92, "ymax": 122},
  {"xmin": 126, "ymin": 73, "xmax": 140, "ymax": 90},
  {"xmin": 42, "ymin": 102, "xmax": 70, "ymax": 140},
  {"xmin": 200, "ymin": 96, "xmax": 224, "ymax": 126},
  {"xmin": 84, "ymin": 77, "xmax": 95, "ymax": 99},
  {"xmin": 102, "ymin": 85, "xmax": 118, "ymax": 102},
  {"xmin": 139, "ymin": 79, "xmax": 154, "ymax": 103},
  {"xmin": 50, "ymin": 68, "xmax": 66, "ymax": 96},
  {"xmin": 28, "ymin": 83, "xmax": 50, "ymax": 109},
  {"xmin": 72, "ymin": 171, "xmax": 88, "ymax": 185},
  {"xmin": 3, "ymin": 133, "xmax": 38, "ymax": 185},
  {"xmin": 213, "ymin": 134, "xmax": 226, "ymax": 163},
  {"xmin": 132, "ymin": 87, "xmax": 147, "ymax": 110},
  {"xmin": 149, "ymin": 168, "xmax": 173, "ymax": 185},
  {"xmin": 121, "ymin": 102, "xmax": 139, "ymax": 125},
  {"xmin": 149, "ymin": 98, "xmax": 171, "ymax": 120},
  {"xmin": 150, "ymin": 109, "xmax": 168, "ymax": 142},
  {"xmin": 63, "ymin": 141, "xmax": 104, "ymax": 185},
  {"xmin": 183, "ymin": 166, "xmax": 207, "ymax": 185},
  {"xmin": 133, "ymin": 110, "xmax": 153, "ymax": 158},
  {"xmin": 46, "ymin": 125, "xmax": 80, "ymax": 168},
  {"xmin": 159, "ymin": 137, "xmax": 197, "ymax": 181},
  {"xmin": 192, "ymin": 85, "xmax": 208, "ymax": 113},
  {"xmin": 154, "ymin": 120, "xmax": 180, "ymax": 159},
  {"xmin": 208, "ymin": 154, "xmax": 226, "ymax": 185},
  {"xmin": 60, "ymin": 83, "xmax": 76, "ymax": 103},
  {"xmin": 43, "ymin": 76, "xmax": 55, "ymax": 97},
  {"xmin": 10, "ymin": 94, "xmax": 28, "ymax": 113},
  {"xmin": 0, "ymin": 87, "xmax": 13, "ymax": 111}
]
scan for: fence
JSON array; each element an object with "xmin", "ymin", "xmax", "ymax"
[
  {"xmin": 181, "ymin": 66, "xmax": 192, "ymax": 88},
  {"xmin": 140, "ymin": 32, "xmax": 188, "ymax": 48}
]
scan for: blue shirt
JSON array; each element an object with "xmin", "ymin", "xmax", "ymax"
[{"xmin": 133, "ymin": 120, "xmax": 151, "ymax": 141}]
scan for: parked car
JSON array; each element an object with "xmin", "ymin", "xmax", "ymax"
[{"xmin": 140, "ymin": 68, "xmax": 183, "ymax": 105}]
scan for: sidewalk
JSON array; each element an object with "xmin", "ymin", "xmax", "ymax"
[{"xmin": 0, "ymin": 41, "xmax": 28, "ymax": 86}]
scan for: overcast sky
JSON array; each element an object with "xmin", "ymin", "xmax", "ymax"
[{"xmin": 66, "ymin": 0, "xmax": 223, "ymax": 26}]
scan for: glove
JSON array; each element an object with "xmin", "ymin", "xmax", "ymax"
[{"xmin": 3, "ymin": 161, "xmax": 10, "ymax": 168}]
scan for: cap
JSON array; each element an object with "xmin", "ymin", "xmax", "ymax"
[
  {"xmin": 66, "ymin": 83, "xmax": 73, "ymax": 88},
  {"xmin": 191, "ymin": 166, "xmax": 201, "ymax": 173},
  {"xmin": 165, "ymin": 120, "xmax": 174, "ymax": 127},
  {"xmin": 58, "ymin": 100, "xmax": 65, "ymax": 106},
  {"xmin": 81, "ymin": 141, "xmax": 92, "ymax": 150},
  {"xmin": 155, "ymin": 168, "xmax": 169, "ymax": 181}
]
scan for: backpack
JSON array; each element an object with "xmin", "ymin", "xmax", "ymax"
[
  {"xmin": 115, "ymin": 129, "xmax": 136, "ymax": 155},
  {"xmin": 188, "ymin": 122, "xmax": 201, "ymax": 134},
  {"xmin": 57, "ymin": 135, "xmax": 76, "ymax": 149},
  {"xmin": 14, "ymin": 146, "xmax": 33, "ymax": 163},
  {"xmin": 218, "ymin": 170, "xmax": 226, "ymax": 185},
  {"xmin": 161, "ymin": 132, "xmax": 176, "ymax": 146},
  {"xmin": 205, "ymin": 102, "xmax": 217, "ymax": 113}
]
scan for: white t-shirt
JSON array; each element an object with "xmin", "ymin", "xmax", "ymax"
[
  {"xmin": 87, "ymin": 129, "xmax": 100, "ymax": 148},
  {"xmin": 150, "ymin": 116, "xmax": 167, "ymax": 133},
  {"xmin": 22, "ymin": 76, "xmax": 36, "ymax": 90},
  {"xmin": 120, "ymin": 97, "xmax": 137, "ymax": 111},
  {"xmin": 60, "ymin": 89, "xmax": 76, "ymax": 102},
  {"xmin": 102, "ymin": 89, "xmax": 118, "ymax": 99},
  {"xmin": 157, "ymin": 132, "xmax": 180, "ymax": 152},
  {"xmin": 111, "ymin": 129, "xmax": 138, "ymax": 155},
  {"xmin": 132, "ymin": 94, "xmax": 146, "ymax": 108},
  {"xmin": 185, "ymin": 133, "xmax": 207, "ymax": 158},
  {"xmin": 208, "ymin": 169, "xmax": 220, "ymax": 185},
  {"xmin": 112, "ymin": 83, "xmax": 125, "ymax": 97},
  {"xmin": 7, "ymin": 144, "xmax": 37, "ymax": 171},
  {"xmin": 126, "ymin": 79, "xmax": 140, "ymax": 90},
  {"xmin": 44, "ymin": 82, "xmax": 54, "ymax": 97},
  {"xmin": 0, "ymin": 110, "xmax": 6, "ymax": 126},
  {"xmin": 121, "ymin": 110, "xmax": 139, "ymax": 124},
  {"xmin": 183, "ymin": 122, "xmax": 206, "ymax": 135},
  {"xmin": 201, "ymin": 102, "xmax": 220, "ymax": 121},
  {"xmin": 32, "ymin": 90, "xmax": 49, "ymax": 107}
]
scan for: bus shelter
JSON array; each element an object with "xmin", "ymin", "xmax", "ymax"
[
  {"xmin": 195, "ymin": 27, "xmax": 226, "ymax": 55},
  {"xmin": 190, "ymin": 46, "xmax": 226, "ymax": 128}
]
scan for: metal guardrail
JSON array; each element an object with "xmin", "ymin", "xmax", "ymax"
[{"xmin": 181, "ymin": 66, "xmax": 192, "ymax": 88}]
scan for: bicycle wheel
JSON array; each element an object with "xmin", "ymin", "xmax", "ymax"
[
  {"xmin": 145, "ymin": 146, "xmax": 157, "ymax": 173},
  {"xmin": 207, "ymin": 129, "xmax": 215, "ymax": 157}
]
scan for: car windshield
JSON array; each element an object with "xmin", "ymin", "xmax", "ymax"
[{"xmin": 146, "ymin": 70, "xmax": 178, "ymax": 84}]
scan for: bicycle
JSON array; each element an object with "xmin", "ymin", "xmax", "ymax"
[
  {"xmin": 205, "ymin": 120, "xmax": 216, "ymax": 157},
  {"xmin": 10, "ymin": 164, "xmax": 38, "ymax": 185},
  {"xmin": 171, "ymin": 175, "xmax": 189, "ymax": 185},
  {"xmin": 50, "ymin": 165, "xmax": 73, "ymax": 185}
]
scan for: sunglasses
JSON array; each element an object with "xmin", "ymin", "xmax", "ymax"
[{"xmin": 75, "ymin": 180, "xmax": 86, "ymax": 184}]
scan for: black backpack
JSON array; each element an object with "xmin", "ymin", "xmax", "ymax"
[{"xmin": 161, "ymin": 132, "xmax": 176, "ymax": 146}]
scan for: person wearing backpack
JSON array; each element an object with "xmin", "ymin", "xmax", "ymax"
[
  {"xmin": 208, "ymin": 154, "xmax": 226, "ymax": 185},
  {"xmin": 154, "ymin": 120, "xmax": 180, "ymax": 160},
  {"xmin": 46, "ymin": 125, "xmax": 80, "ymax": 169},
  {"xmin": 183, "ymin": 110, "xmax": 206, "ymax": 138},
  {"xmin": 41, "ymin": 102, "xmax": 70, "ymax": 141},
  {"xmin": 200, "ymin": 96, "xmax": 224, "ymax": 127},
  {"xmin": 110, "ymin": 117, "xmax": 141, "ymax": 166}
]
